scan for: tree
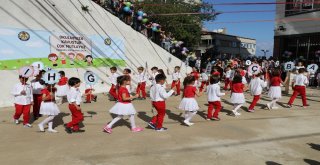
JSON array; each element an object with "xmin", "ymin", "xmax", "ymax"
[{"xmin": 137, "ymin": 0, "xmax": 215, "ymax": 48}]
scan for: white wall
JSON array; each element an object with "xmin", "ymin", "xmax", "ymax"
[{"xmin": 0, "ymin": 0, "xmax": 190, "ymax": 107}]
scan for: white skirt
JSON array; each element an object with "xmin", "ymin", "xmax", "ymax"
[
  {"xmin": 230, "ymin": 93, "xmax": 245, "ymax": 104},
  {"xmin": 109, "ymin": 102, "xmax": 136, "ymax": 115},
  {"xmin": 39, "ymin": 102, "xmax": 60, "ymax": 116},
  {"xmin": 179, "ymin": 98, "xmax": 199, "ymax": 111},
  {"xmin": 268, "ymin": 86, "xmax": 282, "ymax": 99},
  {"xmin": 56, "ymin": 85, "xmax": 68, "ymax": 97}
]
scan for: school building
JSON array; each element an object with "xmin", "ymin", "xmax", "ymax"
[
  {"xmin": 273, "ymin": 0, "xmax": 320, "ymax": 63},
  {"xmin": 196, "ymin": 29, "xmax": 257, "ymax": 59}
]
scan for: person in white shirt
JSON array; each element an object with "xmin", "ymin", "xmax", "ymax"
[
  {"xmin": 65, "ymin": 77, "xmax": 84, "ymax": 134},
  {"xmin": 148, "ymin": 74, "xmax": 176, "ymax": 131},
  {"xmin": 287, "ymin": 68, "xmax": 309, "ymax": 108},
  {"xmin": 31, "ymin": 72, "xmax": 44, "ymax": 119},
  {"xmin": 248, "ymin": 72, "xmax": 267, "ymax": 112},
  {"xmin": 168, "ymin": 66, "xmax": 181, "ymax": 96},
  {"xmin": 136, "ymin": 67, "xmax": 148, "ymax": 99},
  {"xmin": 149, "ymin": 66, "xmax": 159, "ymax": 85},
  {"xmin": 224, "ymin": 66, "xmax": 232, "ymax": 90},
  {"xmin": 206, "ymin": 76, "xmax": 225, "ymax": 121},
  {"xmin": 199, "ymin": 68, "xmax": 209, "ymax": 92},
  {"xmin": 11, "ymin": 76, "xmax": 33, "ymax": 127},
  {"xmin": 108, "ymin": 67, "xmax": 119, "ymax": 101}
]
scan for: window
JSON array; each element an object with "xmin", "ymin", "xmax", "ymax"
[{"xmin": 232, "ymin": 42, "xmax": 237, "ymax": 48}]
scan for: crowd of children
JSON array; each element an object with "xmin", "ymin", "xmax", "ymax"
[{"xmin": 11, "ymin": 60, "xmax": 317, "ymax": 134}]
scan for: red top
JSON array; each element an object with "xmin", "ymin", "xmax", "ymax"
[
  {"xmin": 41, "ymin": 88, "xmax": 56, "ymax": 101},
  {"xmin": 270, "ymin": 77, "xmax": 281, "ymax": 86},
  {"xmin": 117, "ymin": 86, "xmax": 131, "ymax": 104},
  {"xmin": 231, "ymin": 83, "xmax": 244, "ymax": 93},
  {"xmin": 190, "ymin": 71, "xmax": 200, "ymax": 80},
  {"xmin": 58, "ymin": 77, "xmax": 68, "ymax": 86},
  {"xmin": 240, "ymin": 70, "xmax": 246, "ymax": 77},
  {"xmin": 183, "ymin": 86, "xmax": 197, "ymax": 98}
]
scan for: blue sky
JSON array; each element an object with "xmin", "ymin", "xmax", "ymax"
[{"xmin": 203, "ymin": 0, "xmax": 275, "ymax": 57}]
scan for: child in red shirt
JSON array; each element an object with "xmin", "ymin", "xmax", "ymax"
[
  {"xmin": 266, "ymin": 69, "xmax": 283, "ymax": 110},
  {"xmin": 178, "ymin": 76, "xmax": 203, "ymax": 126},
  {"xmin": 230, "ymin": 75, "xmax": 246, "ymax": 116}
]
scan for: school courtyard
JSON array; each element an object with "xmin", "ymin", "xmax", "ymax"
[{"xmin": 0, "ymin": 88, "xmax": 319, "ymax": 165}]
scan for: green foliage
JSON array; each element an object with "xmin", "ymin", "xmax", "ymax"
[{"xmin": 138, "ymin": 0, "xmax": 215, "ymax": 47}]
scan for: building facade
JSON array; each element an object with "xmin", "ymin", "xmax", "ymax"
[
  {"xmin": 197, "ymin": 31, "xmax": 256, "ymax": 59},
  {"xmin": 274, "ymin": 0, "xmax": 320, "ymax": 62}
]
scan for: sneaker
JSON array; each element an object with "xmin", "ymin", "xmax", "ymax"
[
  {"xmin": 64, "ymin": 125, "xmax": 72, "ymax": 134},
  {"xmin": 183, "ymin": 120, "xmax": 194, "ymax": 126},
  {"xmin": 266, "ymin": 103, "xmax": 271, "ymax": 110},
  {"xmin": 23, "ymin": 123, "xmax": 32, "ymax": 128},
  {"xmin": 286, "ymin": 104, "xmax": 292, "ymax": 108},
  {"xmin": 206, "ymin": 118, "xmax": 211, "ymax": 121},
  {"xmin": 38, "ymin": 124, "xmax": 45, "ymax": 132},
  {"xmin": 272, "ymin": 107, "xmax": 279, "ymax": 110},
  {"xmin": 211, "ymin": 117, "xmax": 221, "ymax": 121},
  {"xmin": 14, "ymin": 119, "xmax": 19, "ymax": 125},
  {"xmin": 155, "ymin": 127, "xmax": 168, "ymax": 132},
  {"xmin": 236, "ymin": 112, "xmax": 241, "ymax": 116},
  {"xmin": 248, "ymin": 109, "xmax": 255, "ymax": 113},
  {"xmin": 48, "ymin": 129, "xmax": 58, "ymax": 133},
  {"xmin": 131, "ymin": 127, "xmax": 144, "ymax": 132},
  {"xmin": 103, "ymin": 126, "xmax": 112, "ymax": 134},
  {"xmin": 147, "ymin": 122, "xmax": 156, "ymax": 129}
]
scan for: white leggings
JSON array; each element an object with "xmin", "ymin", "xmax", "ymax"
[
  {"xmin": 233, "ymin": 104, "xmax": 243, "ymax": 113},
  {"xmin": 39, "ymin": 115, "xmax": 55, "ymax": 130},
  {"xmin": 269, "ymin": 98, "xmax": 280, "ymax": 107},
  {"xmin": 107, "ymin": 115, "xmax": 136, "ymax": 129},
  {"xmin": 184, "ymin": 111, "xmax": 197, "ymax": 122}
]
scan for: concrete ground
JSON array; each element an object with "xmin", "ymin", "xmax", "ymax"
[{"xmin": 0, "ymin": 87, "xmax": 320, "ymax": 165}]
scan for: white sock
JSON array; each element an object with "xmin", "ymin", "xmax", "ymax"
[
  {"xmin": 185, "ymin": 111, "xmax": 197, "ymax": 122},
  {"xmin": 271, "ymin": 99, "xmax": 279, "ymax": 107},
  {"xmin": 48, "ymin": 121, "xmax": 54, "ymax": 130},
  {"xmin": 107, "ymin": 115, "xmax": 123, "ymax": 128},
  {"xmin": 39, "ymin": 116, "xmax": 54, "ymax": 126},
  {"xmin": 184, "ymin": 112, "xmax": 189, "ymax": 120},
  {"xmin": 129, "ymin": 115, "xmax": 136, "ymax": 129},
  {"xmin": 233, "ymin": 104, "xmax": 243, "ymax": 113}
]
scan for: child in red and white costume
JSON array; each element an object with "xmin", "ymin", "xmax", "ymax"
[
  {"xmin": 103, "ymin": 75, "xmax": 143, "ymax": 133},
  {"xmin": 11, "ymin": 76, "xmax": 33, "ymax": 127},
  {"xmin": 287, "ymin": 68, "xmax": 309, "ymax": 108},
  {"xmin": 248, "ymin": 72, "xmax": 267, "ymax": 112},
  {"xmin": 65, "ymin": 77, "xmax": 84, "ymax": 133},
  {"xmin": 190, "ymin": 67, "xmax": 200, "ymax": 87},
  {"xmin": 136, "ymin": 67, "xmax": 148, "ymax": 100},
  {"xmin": 179, "ymin": 76, "xmax": 203, "ymax": 126},
  {"xmin": 149, "ymin": 66, "xmax": 159, "ymax": 86},
  {"xmin": 31, "ymin": 71, "xmax": 44, "ymax": 119},
  {"xmin": 123, "ymin": 68, "xmax": 132, "ymax": 93},
  {"xmin": 230, "ymin": 74, "xmax": 246, "ymax": 116},
  {"xmin": 84, "ymin": 84, "xmax": 97, "ymax": 103},
  {"xmin": 169, "ymin": 66, "xmax": 182, "ymax": 95},
  {"xmin": 56, "ymin": 71, "xmax": 68, "ymax": 104},
  {"xmin": 108, "ymin": 67, "xmax": 119, "ymax": 101},
  {"xmin": 266, "ymin": 69, "xmax": 283, "ymax": 110},
  {"xmin": 38, "ymin": 83, "xmax": 60, "ymax": 133},
  {"xmin": 148, "ymin": 74, "xmax": 176, "ymax": 131},
  {"xmin": 207, "ymin": 76, "xmax": 225, "ymax": 121},
  {"xmin": 199, "ymin": 68, "xmax": 209, "ymax": 92}
]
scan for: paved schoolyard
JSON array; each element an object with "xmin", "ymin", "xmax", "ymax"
[{"xmin": 0, "ymin": 87, "xmax": 319, "ymax": 165}]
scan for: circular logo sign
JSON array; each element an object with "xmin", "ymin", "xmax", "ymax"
[
  {"xmin": 284, "ymin": 62, "xmax": 295, "ymax": 71},
  {"xmin": 18, "ymin": 66, "xmax": 34, "ymax": 78},
  {"xmin": 245, "ymin": 60, "xmax": 252, "ymax": 66},
  {"xmin": 104, "ymin": 38, "xmax": 111, "ymax": 45},
  {"xmin": 307, "ymin": 64, "xmax": 319, "ymax": 73},
  {"xmin": 18, "ymin": 31, "xmax": 30, "ymax": 41},
  {"xmin": 84, "ymin": 71, "xmax": 99, "ymax": 85},
  {"xmin": 31, "ymin": 61, "xmax": 44, "ymax": 70},
  {"xmin": 42, "ymin": 70, "xmax": 60, "ymax": 85},
  {"xmin": 248, "ymin": 64, "xmax": 261, "ymax": 75}
]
